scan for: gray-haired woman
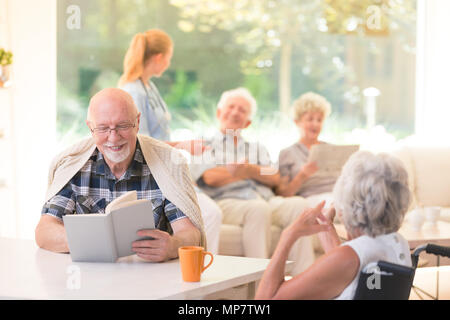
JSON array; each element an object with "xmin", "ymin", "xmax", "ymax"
[
  {"xmin": 276, "ymin": 92, "xmax": 335, "ymax": 203},
  {"xmin": 255, "ymin": 151, "xmax": 412, "ymax": 300}
]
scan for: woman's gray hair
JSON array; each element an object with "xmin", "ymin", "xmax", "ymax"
[
  {"xmin": 292, "ymin": 92, "xmax": 331, "ymax": 121},
  {"xmin": 217, "ymin": 87, "xmax": 257, "ymax": 120},
  {"xmin": 333, "ymin": 151, "xmax": 411, "ymax": 238}
]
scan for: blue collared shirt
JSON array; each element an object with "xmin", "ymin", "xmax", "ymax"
[
  {"xmin": 41, "ymin": 141, "xmax": 186, "ymax": 230},
  {"xmin": 189, "ymin": 131, "xmax": 276, "ymax": 201}
]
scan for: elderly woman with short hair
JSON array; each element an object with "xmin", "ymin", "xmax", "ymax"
[
  {"xmin": 276, "ymin": 92, "xmax": 334, "ymax": 199},
  {"xmin": 255, "ymin": 151, "xmax": 412, "ymax": 300}
]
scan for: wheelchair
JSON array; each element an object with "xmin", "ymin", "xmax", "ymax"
[{"xmin": 353, "ymin": 243, "xmax": 450, "ymax": 300}]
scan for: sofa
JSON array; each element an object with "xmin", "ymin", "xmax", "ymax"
[
  {"xmin": 217, "ymin": 146, "xmax": 450, "ymax": 257},
  {"xmin": 217, "ymin": 195, "xmax": 331, "ymax": 257},
  {"xmin": 392, "ymin": 146, "xmax": 450, "ymax": 223}
]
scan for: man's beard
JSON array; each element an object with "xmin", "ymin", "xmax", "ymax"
[{"xmin": 102, "ymin": 141, "xmax": 131, "ymax": 163}]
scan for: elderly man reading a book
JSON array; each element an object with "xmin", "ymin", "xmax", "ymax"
[
  {"xmin": 190, "ymin": 87, "xmax": 314, "ymax": 275},
  {"xmin": 35, "ymin": 88, "xmax": 204, "ymax": 262}
]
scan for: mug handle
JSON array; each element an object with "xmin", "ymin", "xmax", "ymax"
[{"xmin": 202, "ymin": 251, "xmax": 214, "ymax": 273}]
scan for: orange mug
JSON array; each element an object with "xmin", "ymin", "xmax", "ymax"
[{"xmin": 178, "ymin": 246, "xmax": 214, "ymax": 282}]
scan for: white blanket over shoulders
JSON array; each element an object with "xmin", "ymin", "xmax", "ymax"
[{"xmin": 45, "ymin": 134, "xmax": 206, "ymax": 247}]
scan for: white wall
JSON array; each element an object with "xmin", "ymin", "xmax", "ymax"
[
  {"xmin": 0, "ymin": 0, "xmax": 15, "ymax": 237},
  {"xmin": 0, "ymin": 0, "xmax": 56, "ymax": 239}
]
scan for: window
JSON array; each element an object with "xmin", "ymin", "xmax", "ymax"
[{"xmin": 57, "ymin": 0, "xmax": 417, "ymax": 158}]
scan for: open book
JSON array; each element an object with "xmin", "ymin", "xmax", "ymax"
[
  {"xmin": 63, "ymin": 190, "xmax": 155, "ymax": 262},
  {"xmin": 308, "ymin": 144, "xmax": 360, "ymax": 177}
]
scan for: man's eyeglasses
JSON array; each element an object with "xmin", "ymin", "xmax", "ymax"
[{"xmin": 90, "ymin": 118, "xmax": 137, "ymax": 136}]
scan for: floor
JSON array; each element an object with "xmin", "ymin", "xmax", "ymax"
[
  {"xmin": 206, "ymin": 267, "xmax": 450, "ymax": 300},
  {"xmin": 409, "ymin": 266, "xmax": 450, "ymax": 300},
  {"xmin": 203, "ymin": 261, "xmax": 450, "ymax": 300}
]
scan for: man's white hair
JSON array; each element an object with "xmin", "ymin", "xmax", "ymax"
[
  {"xmin": 292, "ymin": 92, "xmax": 331, "ymax": 121},
  {"xmin": 217, "ymin": 87, "xmax": 257, "ymax": 119},
  {"xmin": 333, "ymin": 151, "xmax": 411, "ymax": 238}
]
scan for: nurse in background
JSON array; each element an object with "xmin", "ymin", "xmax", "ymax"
[{"xmin": 118, "ymin": 29, "xmax": 222, "ymax": 254}]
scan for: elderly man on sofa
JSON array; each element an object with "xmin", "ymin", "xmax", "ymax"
[
  {"xmin": 190, "ymin": 87, "xmax": 314, "ymax": 275},
  {"xmin": 35, "ymin": 88, "xmax": 205, "ymax": 261}
]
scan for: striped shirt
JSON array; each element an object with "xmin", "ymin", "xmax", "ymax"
[
  {"xmin": 278, "ymin": 142, "xmax": 337, "ymax": 197},
  {"xmin": 41, "ymin": 141, "xmax": 186, "ymax": 231},
  {"xmin": 189, "ymin": 131, "xmax": 275, "ymax": 201}
]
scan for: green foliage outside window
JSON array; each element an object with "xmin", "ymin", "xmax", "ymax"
[{"xmin": 57, "ymin": 0, "xmax": 417, "ymax": 151}]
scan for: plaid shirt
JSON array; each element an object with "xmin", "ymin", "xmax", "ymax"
[{"xmin": 41, "ymin": 141, "xmax": 186, "ymax": 230}]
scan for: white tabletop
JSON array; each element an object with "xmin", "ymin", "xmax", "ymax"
[
  {"xmin": 398, "ymin": 221, "xmax": 450, "ymax": 248},
  {"xmin": 0, "ymin": 238, "xmax": 289, "ymax": 300},
  {"xmin": 335, "ymin": 220, "xmax": 450, "ymax": 248}
]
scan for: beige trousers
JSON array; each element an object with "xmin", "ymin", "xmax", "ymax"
[
  {"xmin": 197, "ymin": 192, "xmax": 223, "ymax": 255},
  {"xmin": 217, "ymin": 195, "xmax": 315, "ymax": 275}
]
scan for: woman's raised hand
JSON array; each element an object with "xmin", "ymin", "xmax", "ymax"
[{"xmin": 283, "ymin": 201, "xmax": 332, "ymax": 240}]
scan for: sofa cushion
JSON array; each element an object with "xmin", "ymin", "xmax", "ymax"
[
  {"xmin": 218, "ymin": 224, "xmax": 244, "ymax": 256},
  {"xmin": 439, "ymin": 207, "xmax": 450, "ymax": 223},
  {"xmin": 409, "ymin": 147, "xmax": 450, "ymax": 207},
  {"xmin": 391, "ymin": 148, "xmax": 418, "ymax": 210},
  {"xmin": 218, "ymin": 224, "xmax": 282, "ymax": 257}
]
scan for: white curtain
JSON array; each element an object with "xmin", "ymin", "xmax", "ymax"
[{"xmin": 415, "ymin": 0, "xmax": 450, "ymax": 146}]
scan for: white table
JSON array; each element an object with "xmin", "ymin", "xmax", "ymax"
[
  {"xmin": 0, "ymin": 238, "xmax": 292, "ymax": 300},
  {"xmin": 335, "ymin": 220, "xmax": 450, "ymax": 266},
  {"xmin": 398, "ymin": 221, "xmax": 450, "ymax": 249},
  {"xmin": 336, "ymin": 221, "xmax": 450, "ymax": 245}
]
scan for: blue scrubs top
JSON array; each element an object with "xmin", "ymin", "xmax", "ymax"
[{"xmin": 121, "ymin": 79, "xmax": 171, "ymax": 141}]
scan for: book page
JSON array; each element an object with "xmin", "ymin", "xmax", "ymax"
[
  {"xmin": 105, "ymin": 190, "xmax": 137, "ymax": 214},
  {"xmin": 308, "ymin": 144, "xmax": 359, "ymax": 176},
  {"xmin": 63, "ymin": 214, "xmax": 118, "ymax": 262},
  {"xmin": 110, "ymin": 200, "xmax": 155, "ymax": 258}
]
